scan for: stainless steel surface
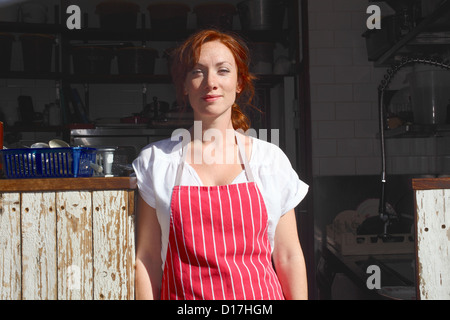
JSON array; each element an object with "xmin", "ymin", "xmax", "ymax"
[
  {"xmin": 70, "ymin": 127, "xmax": 174, "ymax": 158},
  {"xmin": 70, "ymin": 127, "xmax": 174, "ymax": 137}
]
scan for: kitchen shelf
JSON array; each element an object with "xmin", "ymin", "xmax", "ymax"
[
  {"xmin": 66, "ymin": 73, "xmax": 286, "ymax": 86},
  {"xmin": 5, "ymin": 125, "xmax": 65, "ymax": 133},
  {"xmin": 63, "ymin": 27, "xmax": 289, "ymax": 44},
  {"xmin": 0, "ymin": 21, "xmax": 62, "ymax": 34},
  {"xmin": 0, "ymin": 71, "xmax": 63, "ymax": 80},
  {"xmin": 382, "ymin": 123, "xmax": 450, "ymax": 138},
  {"xmin": 369, "ymin": 0, "xmax": 450, "ymax": 67}
]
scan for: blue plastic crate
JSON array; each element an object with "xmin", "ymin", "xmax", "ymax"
[{"xmin": 0, "ymin": 147, "xmax": 97, "ymax": 179}]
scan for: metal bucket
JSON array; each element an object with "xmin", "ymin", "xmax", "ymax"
[
  {"xmin": 407, "ymin": 66, "xmax": 450, "ymax": 124},
  {"xmin": 237, "ymin": 0, "xmax": 285, "ymax": 31}
]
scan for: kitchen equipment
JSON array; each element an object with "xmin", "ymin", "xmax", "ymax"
[
  {"xmin": 147, "ymin": 3, "xmax": 190, "ymax": 31},
  {"xmin": 362, "ymin": 15, "xmax": 401, "ymax": 61},
  {"xmin": 72, "ymin": 46, "xmax": 114, "ymax": 74},
  {"xmin": 0, "ymin": 147, "xmax": 96, "ymax": 179},
  {"xmin": 19, "ymin": 34, "xmax": 54, "ymax": 73},
  {"xmin": 49, "ymin": 139, "xmax": 70, "ymax": 148},
  {"xmin": 120, "ymin": 114, "xmax": 149, "ymax": 124},
  {"xmin": 249, "ymin": 42, "xmax": 274, "ymax": 74},
  {"xmin": 30, "ymin": 142, "xmax": 50, "ymax": 148},
  {"xmin": 143, "ymin": 96, "xmax": 170, "ymax": 121},
  {"xmin": 237, "ymin": 0, "xmax": 285, "ymax": 31},
  {"xmin": 407, "ymin": 65, "xmax": 450, "ymax": 124},
  {"xmin": 0, "ymin": 33, "xmax": 14, "ymax": 72},
  {"xmin": 95, "ymin": 0, "xmax": 140, "ymax": 30},
  {"xmin": 116, "ymin": 46, "xmax": 158, "ymax": 74},
  {"xmin": 95, "ymin": 147, "xmax": 116, "ymax": 177},
  {"xmin": 47, "ymin": 103, "xmax": 62, "ymax": 126},
  {"xmin": 18, "ymin": 1, "xmax": 47, "ymax": 23},
  {"xmin": 193, "ymin": 3, "xmax": 236, "ymax": 30}
]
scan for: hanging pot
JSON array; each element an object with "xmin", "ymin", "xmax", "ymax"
[
  {"xmin": 95, "ymin": 1, "xmax": 140, "ymax": 30},
  {"xmin": 147, "ymin": 3, "xmax": 190, "ymax": 31},
  {"xmin": 193, "ymin": 3, "xmax": 236, "ymax": 30},
  {"xmin": 237, "ymin": 0, "xmax": 285, "ymax": 31}
]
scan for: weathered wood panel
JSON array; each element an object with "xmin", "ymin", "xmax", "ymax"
[
  {"xmin": 0, "ymin": 193, "xmax": 21, "ymax": 299},
  {"xmin": 56, "ymin": 191, "xmax": 93, "ymax": 300},
  {"xmin": 21, "ymin": 192, "xmax": 57, "ymax": 300},
  {"xmin": 126, "ymin": 190, "xmax": 136, "ymax": 299},
  {"xmin": 1, "ymin": 183, "xmax": 136, "ymax": 300},
  {"xmin": 93, "ymin": 190, "xmax": 135, "ymax": 300},
  {"xmin": 415, "ymin": 189, "xmax": 450, "ymax": 300}
]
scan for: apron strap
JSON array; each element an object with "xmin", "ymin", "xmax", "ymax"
[
  {"xmin": 235, "ymin": 131, "xmax": 255, "ymax": 183},
  {"xmin": 174, "ymin": 138, "xmax": 189, "ymax": 186},
  {"xmin": 174, "ymin": 130, "xmax": 254, "ymax": 185}
]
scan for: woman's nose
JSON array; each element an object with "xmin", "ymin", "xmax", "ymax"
[{"xmin": 205, "ymin": 72, "xmax": 218, "ymax": 90}]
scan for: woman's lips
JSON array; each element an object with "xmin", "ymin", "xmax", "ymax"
[{"xmin": 202, "ymin": 95, "xmax": 221, "ymax": 102}]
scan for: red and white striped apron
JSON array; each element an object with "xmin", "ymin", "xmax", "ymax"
[{"xmin": 161, "ymin": 133, "xmax": 284, "ymax": 300}]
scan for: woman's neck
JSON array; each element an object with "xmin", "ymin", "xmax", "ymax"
[{"xmin": 190, "ymin": 117, "xmax": 236, "ymax": 146}]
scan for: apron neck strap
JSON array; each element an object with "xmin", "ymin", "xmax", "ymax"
[
  {"xmin": 235, "ymin": 131, "xmax": 254, "ymax": 183},
  {"xmin": 174, "ymin": 130, "xmax": 254, "ymax": 185}
]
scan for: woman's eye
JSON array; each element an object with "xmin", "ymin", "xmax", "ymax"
[
  {"xmin": 218, "ymin": 69, "xmax": 230, "ymax": 74},
  {"xmin": 191, "ymin": 69, "xmax": 203, "ymax": 75}
]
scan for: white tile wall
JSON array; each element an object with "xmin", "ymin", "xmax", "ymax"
[{"xmin": 308, "ymin": 0, "xmax": 449, "ymax": 176}]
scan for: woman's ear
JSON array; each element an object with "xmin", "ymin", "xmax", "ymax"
[{"xmin": 236, "ymin": 79, "xmax": 242, "ymax": 94}]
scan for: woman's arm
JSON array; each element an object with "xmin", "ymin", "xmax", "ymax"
[
  {"xmin": 272, "ymin": 209, "xmax": 308, "ymax": 300},
  {"xmin": 135, "ymin": 194, "xmax": 163, "ymax": 300}
]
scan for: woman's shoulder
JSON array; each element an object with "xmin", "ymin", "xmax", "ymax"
[
  {"xmin": 139, "ymin": 135, "xmax": 182, "ymax": 158},
  {"xmin": 250, "ymin": 135, "xmax": 288, "ymax": 165},
  {"xmin": 134, "ymin": 135, "xmax": 184, "ymax": 170}
]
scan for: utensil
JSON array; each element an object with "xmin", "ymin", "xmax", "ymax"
[
  {"xmin": 30, "ymin": 142, "xmax": 49, "ymax": 148},
  {"xmin": 90, "ymin": 162, "xmax": 103, "ymax": 174},
  {"xmin": 49, "ymin": 139, "xmax": 70, "ymax": 148}
]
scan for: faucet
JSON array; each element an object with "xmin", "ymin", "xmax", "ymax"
[{"xmin": 377, "ymin": 57, "xmax": 450, "ymax": 238}]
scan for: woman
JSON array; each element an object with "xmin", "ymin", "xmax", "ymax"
[{"xmin": 133, "ymin": 29, "xmax": 309, "ymax": 300}]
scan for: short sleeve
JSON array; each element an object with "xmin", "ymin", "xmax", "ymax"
[
  {"xmin": 275, "ymin": 148, "xmax": 309, "ymax": 215},
  {"xmin": 132, "ymin": 146, "xmax": 156, "ymax": 208}
]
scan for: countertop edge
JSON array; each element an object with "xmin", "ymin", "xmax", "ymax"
[
  {"xmin": 0, "ymin": 176, "xmax": 137, "ymax": 192},
  {"xmin": 412, "ymin": 177, "xmax": 450, "ymax": 190}
]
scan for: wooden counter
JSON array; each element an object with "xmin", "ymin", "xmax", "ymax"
[
  {"xmin": 0, "ymin": 177, "xmax": 137, "ymax": 300},
  {"xmin": 413, "ymin": 177, "xmax": 450, "ymax": 300}
]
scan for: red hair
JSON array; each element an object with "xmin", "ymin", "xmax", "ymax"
[{"xmin": 170, "ymin": 29, "xmax": 257, "ymax": 131}]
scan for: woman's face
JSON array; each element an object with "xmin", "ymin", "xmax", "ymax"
[{"xmin": 184, "ymin": 40, "xmax": 241, "ymax": 122}]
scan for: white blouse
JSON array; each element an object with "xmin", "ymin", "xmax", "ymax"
[{"xmin": 132, "ymin": 132, "xmax": 309, "ymax": 266}]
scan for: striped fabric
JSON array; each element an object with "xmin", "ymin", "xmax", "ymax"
[{"xmin": 161, "ymin": 182, "xmax": 284, "ymax": 300}]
